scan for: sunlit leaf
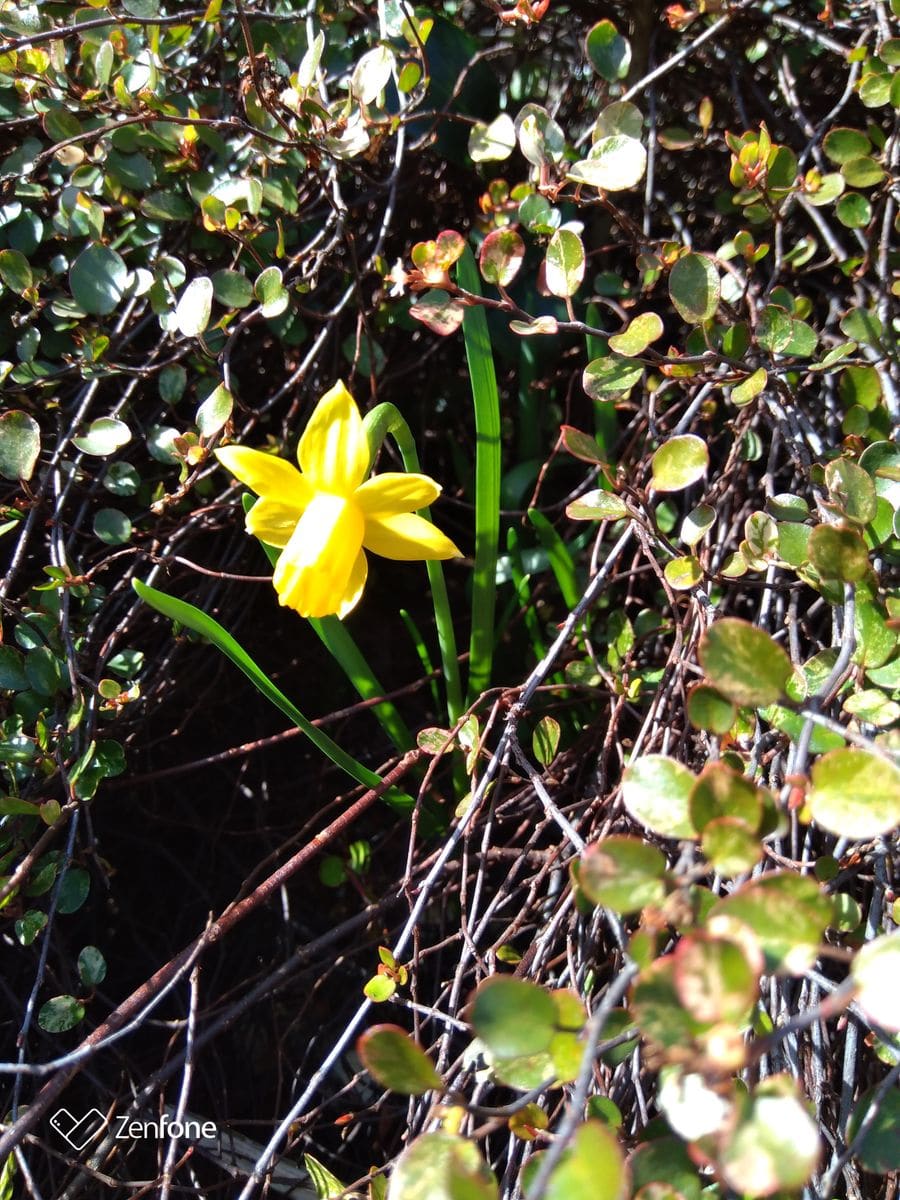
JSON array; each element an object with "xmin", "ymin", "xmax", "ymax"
[{"xmin": 358, "ymin": 1025, "xmax": 442, "ymax": 1094}]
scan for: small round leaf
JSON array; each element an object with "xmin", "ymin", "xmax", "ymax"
[
  {"xmin": 669, "ymin": 254, "xmax": 720, "ymax": 323},
  {"xmin": 470, "ymin": 977, "xmax": 557, "ymax": 1058},
  {"xmin": 0, "ymin": 410, "xmax": 40, "ymax": 481},
  {"xmin": 651, "ymin": 435, "xmax": 709, "ymax": 492},
  {"xmin": 175, "ymin": 276, "xmax": 214, "ymax": 337},
  {"xmin": 39, "ymin": 995, "xmax": 85, "ymax": 1033},
  {"xmin": 568, "ymin": 135, "xmax": 646, "ymax": 191},
  {"xmin": 698, "ymin": 618, "xmax": 791, "ymax": 708},
  {"xmin": 622, "ymin": 754, "xmax": 696, "ymax": 839},
  {"xmin": 808, "ymin": 749, "xmax": 900, "ymax": 839},
  {"xmin": 544, "ymin": 229, "xmax": 585, "ymax": 297},
  {"xmin": 70, "ymin": 243, "xmax": 128, "ymax": 316},
  {"xmin": 357, "ymin": 1025, "xmax": 442, "ymax": 1095}
]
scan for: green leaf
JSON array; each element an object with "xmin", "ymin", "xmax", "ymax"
[
  {"xmin": 38, "ymin": 995, "xmax": 85, "ymax": 1033},
  {"xmin": 823, "ymin": 126, "xmax": 871, "ymax": 163},
  {"xmin": 26, "ymin": 647, "xmax": 66, "ymax": 696},
  {"xmin": 254, "ymin": 265, "xmax": 290, "ymax": 319},
  {"xmin": 583, "ymin": 354, "xmax": 643, "ymax": 398},
  {"xmin": 585, "ymin": 19, "xmax": 631, "ymax": 81},
  {"xmin": 0, "ymin": 410, "xmax": 40, "ymax": 481},
  {"xmin": 853, "ymin": 931, "xmax": 900, "ymax": 1035},
  {"xmin": 303, "ymin": 1153, "xmax": 347, "ymax": 1200},
  {"xmin": 211, "ymin": 268, "xmax": 254, "ymax": 309},
  {"xmin": 807, "ymin": 523, "xmax": 870, "ymax": 581},
  {"xmin": 664, "ymin": 555, "xmax": 702, "ymax": 590},
  {"xmin": 698, "ymin": 618, "xmax": 792, "ymax": 707},
  {"xmin": 515, "ymin": 104, "xmax": 566, "ymax": 167},
  {"xmin": 532, "ymin": 715, "xmax": 560, "ymax": 766},
  {"xmin": 689, "ymin": 762, "xmax": 762, "ymax": 833},
  {"xmin": 196, "ymin": 383, "xmax": 233, "ymax": 438},
  {"xmin": 93, "ymin": 507, "xmax": 132, "ymax": 545},
  {"xmin": 566, "ymin": 489, "xmax": 628, "ymax": 521},
  {"xmin": 608, "ymin": 312, "xmax": 663, "ymax": 357},
  {"xmin": 824, "ymin": 458, "xmax": 877, "ymax": 525},
  {"xmin": 560, "ymin": 426, "xmax": 606, "ymax": 465},
  {"xmin": 848, "ymin": 1084, "xmax": 900, "ymax": 1172},
  {"xmin": 756, "ymin": 305, "xmax": 793, "ymax": 353},
  {"xmin": 528, "ymin": 1121, "xmax": 626, "ymax": 1200},
  {"xmin": 77, "ymin": 945, "xmax": 107, "ymax": 986},
  {"xmin": 0, "ymin": 646, "xmax": 29, "ymax": 691},
  {"xmin": 479, "ymin": 228, "xmax": 525, "ymax": 287},
  {"xmin": 673, "ymin": 933, "xmax": 759, "ymax": 1025},
  {"xmin": 15, "ymin": 910, "xmax": 48, "ymax": 947},
  {"xmin": 628, "ymin": 1138, "xmax": 703, "ymax": 1200},
  {"xmin": 806, "ymin": 171, "xmax": 845, "ymax": 206},
  {"xmin": 410, "ymin": 290, "xmax": 465, "ymax": 336},
  {"xmin": 141, "ymin": 190, "xmax": 194, "ymax": 221},
  {"xmin": 69, "ymin": 243, "xmax": 128, "ymax": 316},
  {"xmin": 470, "ymin": 977, "xmax": 557, "ymax": 1058},
  {"xmin": 808, "ymin": 749, "xmax": 900, "ymax": 838},
  {"xmin": 578, "ymin": 836, "xmax": 668, "ymax": 914},
  {"xmin": 621, "ymin": 754, "xmax": 696, "ymax": 839},
  {"xmin": 594, "ymin": 100, "xmax": 643, "ymax": 140},
  {"xmin": 711, "ymin": 872, "xmax": 830, "ymax": 974},
  {"xmin": 351, "ymin": 44, "xmax": 395, "ymax": 104},
  {"xmin": 651, "ymin": 435, "xmax": 709, "ymax": 492},
  {"xmin": 568, "ymin": 135, "xmax": 646, "ymax": 191},
  {"xmin": 159, "ymin": 364, "xmax": 188, "ymax": 406},
  {"xmin": 669, "ymin": 254, "xmax": 720, "ymax": 323},
  {"xmin": 717, "ymin": 1076, "xmax": 820, "ymax": 1197},
  {"xmin": 687, "ymin": 683, "xmax": 736, "ymax": 734},
  {"xmin": 468, "ymin": 113, "xmax": 516, "ymax": 162},
  {"xmin": 364, "ymin": 975, "xmax": 396, "ymax": 1002},
  {"xmin": 357, "ymin": 1025, "xmax": 443, "ymax": 1095},
  {"xmin": 457, "ymin": 247, "xmax": 501, "ymax": 704},
  {"xmin": 680, "ymin": 503, "xmax": 716, "ymax": 546},
  {"xmin": 841, "ymin": 155, "xmax": 885, "ymax": 188},
  {"xmin": 701, "ymin": 817, "xmax": 762, "ymax": 876},
  {"xmin": 0, "ymin": 248, "xmax": 33, "ymax": 295},
  {"xmin": 175, "ymin": 276, "xmax": 214, "ymax": 337},
  {"xmin": 836, "ymin": 192, "xmax": 872, "ymax": 228},
  {"xmin": 387, "ymin": 1132, "xmax": 497, "ymax": 1200},
  {"xmin": 57, "ymin": 867, "xmax": 90, "ymax": 914},
  {"xmin": 544, "ymin": 229, "xmax": 585, "ymax": 297},
  {"xmin": 132, "ymin": 579, "xmax": 399, "ymax": 799}
]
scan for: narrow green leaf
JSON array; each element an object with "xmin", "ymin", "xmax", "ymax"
[
  {"xmin": 132, "ymin": 579, "xmax": 403, "ymax": 800},
  {"xmin": 457, "ymin": 246, "xmax": 501, "ymax": 703},
  {"xmin": 527, "ymin": 509, "xmax": 580, "ymax": 608},
  {"xmin": 311, "ymin": 616, "xmax": 412, "ymax": 753}
]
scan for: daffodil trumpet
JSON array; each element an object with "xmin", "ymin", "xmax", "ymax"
[{"xmin": 215, "ymin": 381, "xmax": 462, "ymax": 627}]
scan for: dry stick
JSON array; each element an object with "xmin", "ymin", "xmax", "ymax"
[{"xmin": 0, "ymin": 750, "xmax": 421, "ymax": 1161}]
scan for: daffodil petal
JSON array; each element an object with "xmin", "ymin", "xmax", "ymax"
[
  {"xmin": 355, "ymin": 472, "xmax": 441, "ymax": 516},
  {"xmin": 216, "ymin": 445, "xmax": 312, "ymax": 506},
  {"xmin": 273, "ymin": 493, "xmax": 365, "ymax": 618},
  {"xmin": 245, "ymin": 498, "xmax": 303, "ymax": 549},
  {"xmin": 363, "ymin": 512, "xmax": 461, "ymax": 561},
  {"xmin": 335, "ymin": 549, "xmax": 368, "ymax": 619},
  {"xmin": 298, "ymin": 381, "xmax": 369, "ymax": 495}
]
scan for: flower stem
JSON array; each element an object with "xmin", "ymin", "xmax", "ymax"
[{"xmin": 363, "ymin": 403, "xmax": 464, "ymax": 724}]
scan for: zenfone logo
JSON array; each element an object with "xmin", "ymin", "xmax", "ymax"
[{"xmin": 49, "ymin": 1108, "xmax": 107, "ymax": 1150}]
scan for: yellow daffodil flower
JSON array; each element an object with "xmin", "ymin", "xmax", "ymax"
[{"xmin": 215, "ymin": 381, "xmax": 461, "ymax": 619}]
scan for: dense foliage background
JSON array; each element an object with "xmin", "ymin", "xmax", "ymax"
[{"xmin": 0, "ymin": 1, "xmax": 898, "ymax": 1197}]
